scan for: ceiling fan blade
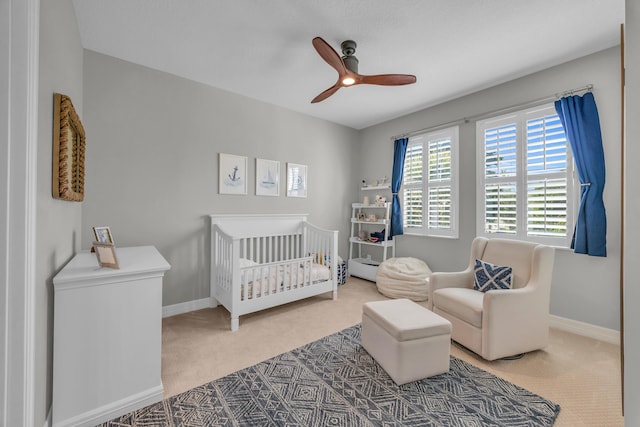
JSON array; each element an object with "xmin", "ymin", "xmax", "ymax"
[
  {"xmin": 311, "ymin": 84, "xmax": 341, "ymax": 103},
  {"xmin": 312, "ymin": 37, "xmax": 347, "ymax": 76},
  {"xmin": 360, "ymin": 74, "xmax": 417, "ymax": 86}
]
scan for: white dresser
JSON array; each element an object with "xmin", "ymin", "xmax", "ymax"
[{"xmin": 52, "ymin": 246, "xmax": 170, "ymax": 427}]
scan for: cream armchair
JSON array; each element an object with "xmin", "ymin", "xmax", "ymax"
[{"xmin": 428, "ymin": 237, "xmax": 555, "ymax": 361}]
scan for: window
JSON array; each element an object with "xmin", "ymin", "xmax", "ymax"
[
  {"xmin": 402, "ymin": 126, "xmax": 459, "ymax": 238},
  {"xmin": 476, "ymin": 104, "xmax": 576, "ymax": 246}
]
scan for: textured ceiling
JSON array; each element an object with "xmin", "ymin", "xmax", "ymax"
[{"xmin": 72, "ymin": 0, "xmax": 624, "ymax": 129}]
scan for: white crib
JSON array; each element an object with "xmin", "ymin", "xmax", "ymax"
[{"xmin": 210, "ymin": 214, "xmax": 339, "ymax": 331}]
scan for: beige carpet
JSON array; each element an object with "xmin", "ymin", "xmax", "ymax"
[{"xmin": 162, "ymin": 277, "xmax": 623, "ymax": 426}]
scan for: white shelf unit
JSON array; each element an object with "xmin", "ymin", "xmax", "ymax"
[{"xmin": 349, "ymin": 185, "xmax": 395, "ymax": 281}]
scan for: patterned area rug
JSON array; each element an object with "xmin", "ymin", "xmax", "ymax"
[{"xmin": 101, "ymin": 324, "xmax": 560, "ymax": 426}]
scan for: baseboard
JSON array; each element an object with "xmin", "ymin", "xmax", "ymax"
[
  {"xmin": 162, "ymin": 297, "xmax": 211, "ymax": 318},
  {"xmin": 43, "ymin": 407, "xmax": 51, "ymax": 427},
  {"xmin": 53, "ymin": 385, "xmax": 163, "ymax": 427},
  {"xmin": 549, "ymin": 314, "xmax": 620, "ymax": 345}
]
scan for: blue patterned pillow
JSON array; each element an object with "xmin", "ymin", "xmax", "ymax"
[{"xmin": 473, "ymin": 259, "xmax": 512, "ymax": 292}]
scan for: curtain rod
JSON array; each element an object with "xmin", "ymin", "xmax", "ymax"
[{"xmin": 390, "ymin": 84, "xmax": 593, "ymax": 141}]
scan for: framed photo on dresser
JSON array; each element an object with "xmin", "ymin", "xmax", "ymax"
[
  {"xmin": 93, "ymin": 241, "xmax": 119, "ymax": 269},
  {"xmin": 93, "ymin": 226, "xmax": 114, "ymax": 244}
]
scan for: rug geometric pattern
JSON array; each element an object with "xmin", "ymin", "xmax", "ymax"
[{"xmin": 100, "ymin": 324, "xmax": 560, "ymax": 426}]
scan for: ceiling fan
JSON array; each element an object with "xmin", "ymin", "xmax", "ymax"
[{"xmin": 311, "ymin": 37, "xmax": 417, "ymax": 103}]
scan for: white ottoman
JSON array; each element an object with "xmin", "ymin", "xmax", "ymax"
[{"xmin": 362, "ymin": 298, "xmax": 452, "ymax": 385}]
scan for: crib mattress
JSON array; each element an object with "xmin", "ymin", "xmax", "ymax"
[{"xmin": 240, "ymin": 262, "xmax": 330, "ymax": 300}]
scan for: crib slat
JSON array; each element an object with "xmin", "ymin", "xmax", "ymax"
[
  {"xmin": 265, "ymin": 236, "xmax": 269, "ymax": 263},
  {"xmin": 278, "ymin": 235, "xmax": 283, "ymax": 262},
  {"xmin": 274, "ymin": 264, "xmax": 278, "ymax": 294}
]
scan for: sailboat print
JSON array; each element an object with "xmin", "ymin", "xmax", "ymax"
[{"xmin": 260, "ymin": 168, "xmax": 276, "ymax": 188}]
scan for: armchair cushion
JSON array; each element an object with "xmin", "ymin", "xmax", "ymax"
[
  {"xmin": 473, "ymin": 259, "xmax": 513, "ymax": 292},
  {"xmin": 433, "ymin": 288, "xmax": 484, "ymax": 328}
]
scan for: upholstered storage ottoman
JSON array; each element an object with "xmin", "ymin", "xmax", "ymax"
[{"xmin": 361, "ymin": 298, "xmax": 452, "ymax": 385}]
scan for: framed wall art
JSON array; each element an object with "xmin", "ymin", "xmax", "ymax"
[
  {"xmin": 219, "ymin": 153, "xmax": 247, "ymax": 195},
  {"xmin": 256, "ymin": 158, "xmax": 280, "ymax": 196},
  {"xmin": 52, "ymin": 93, "xmax": 86, "ymax": 201},
  {"xmin": 286, "ymin": 163, "xmax": 307, "ymax": 198}
]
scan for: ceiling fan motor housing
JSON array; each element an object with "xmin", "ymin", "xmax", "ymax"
[
  {"xmin": 343, "ymin": 55, "xmax": 359, "ymax": 73},
  {"xmin": 341, "ymin": 40, "xmax": 358, "ymax": 73}
]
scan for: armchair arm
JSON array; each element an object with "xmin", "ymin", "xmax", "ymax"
[
  {"xmin": 481, "ymin": 245, "xmax": 555, "ymax": 360},
  {"xmin": 481, "ymin": 286, "xmax": 548, "ymax": 360}
]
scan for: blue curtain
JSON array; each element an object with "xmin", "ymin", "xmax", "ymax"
[
  {"xmin": 390, "ymin": 137, "xmax": 409, "ymax": 238},
  {"xmin": 554, "ymin": 92, "xmax": 606, "ymax": 257}
]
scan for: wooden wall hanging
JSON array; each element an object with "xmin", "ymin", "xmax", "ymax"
[{"xmin": 52, "ymin": 93, "xmax": 85, "ymax": 201}]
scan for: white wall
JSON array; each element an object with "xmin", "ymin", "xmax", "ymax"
[
  {"xmin": 624, "ymin": 0, "xmax": 639, "ymax": 422},
  {"xmin": 359, "ymin": 47, "xmax": 622, "ymax": 330},
  {"xmin": 36, "ymin": 0, "xmax": 84, "ymax": 424},
  {"xmin": 81, "ymin": 51, "xmax": 359, "ymax": 306}
]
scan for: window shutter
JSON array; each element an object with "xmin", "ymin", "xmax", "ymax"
[
  {"xmin": 526, "ymin": 114, "xmax": 569, "ymax": 238},
  {"xmin": 404, "ymin": 144, "xmax": 423, "ymax": 184},
  {"xmin": 401, "ymin": 127, "xmax": 458, "ymax": 237},
  {"xmin": 483, "ymin": 122, "xmax": 518, "ymax": 235},
  {"xmin": 403, "ymin": 144, "xmax": 423, "ymax": 228},
  {"xmin": 527, "ymin": 115, "xmax": 567, "ymax": 174},
  {"xmin": 428, "ymin": 137, "xmax": 451, "ymax": 181},
  {"xmin": 485, "ymin": 182, "xmax": 517, "ymax": 234},
  {"xmin": 477, "ymin": 104, "xmax": 574, "ymax": 245},
  {"xmin": 485, "ymin": 124, "xmax": 517, "ymax": 177},
  {"xmin": 428, "ymin": 137, "xmax": 452, "ymax": 230},
  {"xmin": 403, "ymin": 187, "xmax": 423, "ymax": 227},
  {"xmin": 428, "ymin": 186, "xmax": 451, "ymax": 229},
  {"xmin": 527, "ymin": 178, "xmax": 568, "ymax": 237}
]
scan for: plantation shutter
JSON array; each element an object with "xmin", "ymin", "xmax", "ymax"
[
  {"xmin": 477, "ymin": 104, "xmax": 573, "ymax": 246},
  {"xmin": 483, "ymin": 123, "xmax": 517, "ymax": 234},
  {"xmin": 427, "ymin": 137, "xmax": 452, "ymax": 230},
  {"xmin": 526, "ymin": 114, "xmax": 569, "ymax": 238},
  {"xmin": 400, "ymin": 126, "xmax": 458, "ymax": 238},
  {"xmin": 403, "ymin": 143, "xmax": 423, "ymax": 228}
]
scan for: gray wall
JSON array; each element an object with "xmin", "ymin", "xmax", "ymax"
[
  {"xmin": 36, "ymin": 0, "xmax": 84, "ymax": 424},
  {"xmin": 624, "ymin": 0, "xmax": 639, "ymax": 421},
  {"xmin": 81, "ymin": 47, "xmax": 623, "ymax": 329},
  {"xmin": 358, "ymin": 47, "xmax": 622, "ymax": 330},
  {"xmin": 81, "ymin": 51, "xmax": 359, "ymax": 306}
]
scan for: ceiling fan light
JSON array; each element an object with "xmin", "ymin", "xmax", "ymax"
[{"xmin": 342, "ymin": 76, "xmax": 355, "ymax": 86}]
